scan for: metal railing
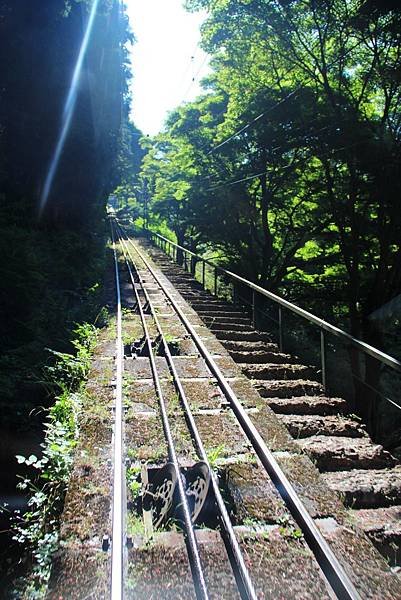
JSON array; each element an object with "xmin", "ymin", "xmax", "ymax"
[{"xmin": 148, "ymin": 231, "xmax": 401, "ymax": 430}]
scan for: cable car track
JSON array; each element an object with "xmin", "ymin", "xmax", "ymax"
[{"xmin": 110, "ymin": 217, "xmax": 363, "ymax": 599}]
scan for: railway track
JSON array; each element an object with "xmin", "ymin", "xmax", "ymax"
[{"xmin": 109, "ymin": 219, "xmax": 400, "ymax": 599}]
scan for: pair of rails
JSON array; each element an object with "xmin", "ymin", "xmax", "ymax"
[{"xmin": 109, "ymin": 218, "xmax": 361, "ymax": 600}]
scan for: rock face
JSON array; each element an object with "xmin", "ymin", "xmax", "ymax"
[{"xmin": 149, "ymin": 240, "xmax": 401, "ymax": 572}]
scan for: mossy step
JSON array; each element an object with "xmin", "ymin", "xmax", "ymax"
[
  {"xmin": 201, "ymin": 315, "xmax": 251, "ymax": 325},
  {"xmin": 208, "ymin": 323, "xmax": 253, "ymax": 333},
  {"xmin": 240, "ymin": 362, "xmax": 314, "ymax": 380},
  {"xmin": 322, "ymin": 466, "xmax": 401, "ymax": 508},
  {"xmin": 253, "ymin": 380, "xmax": 325, "ymax": 401},
  {"xmin": 222, "ymin": 340, "xmax": 279, "ymax": 352},
  {"xmin": 278, "ymin": 414, "xmax": 367, "ymax": 439},
  {"xmin": 352, "ymin": 505, "xmax": 401, "ymax": 567},
  {"xmin": 262, "ymin": 392, "xmax": 348, "ymax": 415},
  {"xmin": 213, "ymin": 330, "xmax": 272, "ymax": 342},
  {"xmin": 196, "ymin": 310, "xmax": 249, "ymax": 318},
  {"xmin": 229, "ymin": 349, "xmax": 294, "ymax": 364},
  {"xmin": 295, "ymin": 435, "xmax": 395, "ymax": 472}
]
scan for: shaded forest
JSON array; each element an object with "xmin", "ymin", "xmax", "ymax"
[{"xmin": 0, "ymin": 0, "xmax": 142, "ymax": 419}]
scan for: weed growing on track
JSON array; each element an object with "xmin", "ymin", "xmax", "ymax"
[{"xmin": 9, "ymin": 323, "xmax": 98, "ymax": 598}]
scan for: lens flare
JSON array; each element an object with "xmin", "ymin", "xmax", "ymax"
[{"xmin": 39, "ymin": 0, "xmax": 101, "ymax": 217}]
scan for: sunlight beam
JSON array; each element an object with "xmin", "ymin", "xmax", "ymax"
[{"xmin": 39, "ymin": 0, "xmax": 101, "ymax": 217}]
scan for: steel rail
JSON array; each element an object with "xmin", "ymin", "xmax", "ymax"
[
  {"xmin": 116, "ymin": 225, "xmax": 258, "ymax": 600},
  {"xmin": 115, "ymin": 226, "xmax": 210, "ymax": 600},
  {"xmin": 110, "ymin": 221, "xmax": 125, "ymax": 599},
  {"xmin": 124, "ymin": 230, "xmax": 362, "ymax": 600},
  {"xmin": 150, "ymin": 231, "xmax": 401, "ymax": 374}
]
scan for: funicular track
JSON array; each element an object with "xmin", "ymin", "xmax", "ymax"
[{"xmin": 109, "ymin": 218, "xmax": 400, "ymax": 599}]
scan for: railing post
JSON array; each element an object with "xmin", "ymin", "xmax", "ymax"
[
  {"xmin": 278, "ymin": 306, "xmax": 283, "ymax": 352},
  {"xmin": 320, "ymin": 330, "xmax": 327, "ymax": 392},
  {"xmin": 214, "ymin": 267, "xmax": 218, "ymax": 296},
  {"xmin": 202, "ymin": 260, "xmax": 205, "ymax": 289},
  {"xmin": 252, "ymin": 291, "xmax": 256, "ymax": 328}
]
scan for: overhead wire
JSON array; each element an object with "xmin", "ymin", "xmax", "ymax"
[
  {"xmin": 206, "ymin": 88, "xmax": 301, "ymax": 155},
  {"xmin": 181, "ymin": 120, "xmax": 344, "ymax": 191},
  {"xmin": 203, "ymin": 139, "xmax": 364, "ymax": 192}
]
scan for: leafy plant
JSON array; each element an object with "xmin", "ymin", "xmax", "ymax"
[{"xmin": 10, "ymin": 324, "xmax": 97, "ymax": 597}]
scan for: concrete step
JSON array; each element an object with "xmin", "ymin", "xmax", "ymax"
[
  {"xmin": 295, "ymin": 436, "xmax": 395, "ymax": 472},
  {"xmin": 254, "ymin": 380, "xmax": 325, "ymax": 400},
  {"xmin": 278, "ymin": 414, "xmax": 367, "ymax": 438},
  {"xmin": 240, "ymin": 363, "xmax": 314, "ymax": 380},
  {"xmin": 229, "ymin": 349, "xmax": 294, "ymax": 364},
  {"xmin": 255, "ymin": 392, "xmax": 347, "ymax": 415},
  {"xmin": 213, "ymin": 330, "xmax": 272, "ymax": 342},
  {"xmin": 352, "ymin": 505, "xmax": 401, "ymax": 567},
  {"xmin": 322, "ymin": 466, "xmax": 401, "ymax": 508}
]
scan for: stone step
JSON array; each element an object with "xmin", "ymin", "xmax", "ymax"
[
  {"xmin": 255, "ymin": 392, "xmax": 347, "ymax": 415},
  {"xmin": 191, "ymin": 302, "xmax": 234, "ymax": 310},
  {"xmin": 240, "ymin": 363, "xmax": 314, "ymax": 380},
  {"xmin": 202, "ymin": 316, "xmax": 251, "ymax": 325},
  {"xmin": 197, "ymin": 310, "xmax": 248, "ymax": 319},
  {"xmin": 322, "ymin": 466, "xmax": 401, "ymax": 508},
  {"xmin": 222, "ymin": 340, "xmax": 279, "ymax": 353},
  {"xmin": 167, "ymin": 275, "xmax": 195, "ymax": 281},
  {"xmin": 229, "ymin": 350, "xmax": 294, "ymax": 364},
  {"xmin": 352, "ymin": 505, "xmax": 401, "ymax": 567},
  {"xmin": 278, "ymin": 414, "xmax": 367, "ymax": 439},
  {"xmin": 210, "ymin": 329, "xmax": 272, "ymax": 342},
  {"xmin": 295, "ymin": 436, "xmax": 395, "ymax": 472},
  {"xmin": 210, "ymin": 322, "xmax": 252, "ymax": 332},
  {"xmin": 174, "ymin": 285, "xmax": 204, "ymax": 292},
  {"xmin": 254, "ymin": 380, "xmax": 326, "ymax": 400}
]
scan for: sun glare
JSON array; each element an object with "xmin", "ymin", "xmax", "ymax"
[{"xmin": 39, "ymin": 0, "xmax": 101, "ymax": 217}]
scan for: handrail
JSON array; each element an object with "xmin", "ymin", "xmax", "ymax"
[{"xmin": 148, "ymin": 230, "xmax": 401, "ymax": 374}]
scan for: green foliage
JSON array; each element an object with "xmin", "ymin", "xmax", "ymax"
[
  {"xmin": 44, "ymin": 323, "xmax": 97, "ymax": 392},
  {"xmin": 141, "ymin": 0, "xmax": 401, "ymax": 337},
  {"xmin": 9, "ymin": 323, "xmax": 97, "ymax": 597},
  {"xmin": 126, "ymin": 464, "xmax": 142, "ymax": 500},
  {"xmin": 206, "ymin": 444, "xmax": 226, "ymax": 468}
]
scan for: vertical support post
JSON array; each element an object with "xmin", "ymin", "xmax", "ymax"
[
  {"xmin": 252, "ymin": 291, "xmax": 256, "ymax": 328},
  {"xmin": 214, "ymin": 267, "xmax": 218, "ymax": 296},
  {"xmin": 320, "ymin": 329, "xmax": 327, "ymax": 392},
  {"xmin": 278, "ymin": 306, "xmax": 283, "ymax": 352},
  {"xmin": 202, "ymin": 260, "xmax": 205, "ymax": 289}
]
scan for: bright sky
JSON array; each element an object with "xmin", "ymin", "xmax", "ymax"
[{"xmin": 125, "ymin": 0, "xmax": 210, "ymax": 136}]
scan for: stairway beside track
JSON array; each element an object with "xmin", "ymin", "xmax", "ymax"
[{"xmin": 144, "ymin": 240, "xmax": 401, "ymax": 569}]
